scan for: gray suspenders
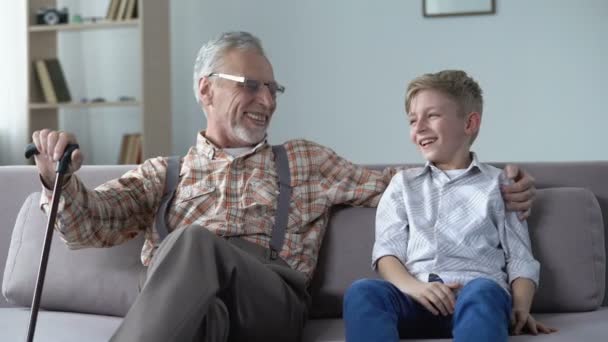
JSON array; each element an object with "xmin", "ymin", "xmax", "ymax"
[
  {"xmin": 269, "ymin": 145, "xmax": 292, "ymax": 258},
  {"xmin": 154, "ymin": 145, "xmax": 292, "ymax": 259},
  {"xmin": 154, "ymin": 155, "xmax": 181, "ymax": 241}
]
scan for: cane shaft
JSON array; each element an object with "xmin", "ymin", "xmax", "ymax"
[{"xmin": 26, "ymin": 173, "xmax": 66, "ymax": 342}]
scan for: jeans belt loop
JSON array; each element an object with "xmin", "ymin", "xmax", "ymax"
[{"xmin": 268, "ymin": 247, "xmax": 278, "ymax": 260}]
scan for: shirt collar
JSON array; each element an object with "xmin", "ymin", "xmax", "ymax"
[
  {"xmin": 195, "ymin": 130, "xmax": 268, "ymax": 160},
  {"xmin": 413, "ymin": 152, "xmax": 483, "ymax": 178}
]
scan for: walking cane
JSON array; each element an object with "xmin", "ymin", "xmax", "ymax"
[{"xmin": 24, "ymin": 143, "xmax": 79, "ymax": 342}]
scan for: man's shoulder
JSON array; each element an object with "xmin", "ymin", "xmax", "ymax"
[
  {"xmin": 282, "ymin": 139, "xmax": 328, "ymax": 151},
  {"xmin": 280, "ymin": 139, "xmax": 342, "ymax": 161},
  {"xmin": 132, "ymin": 155, "xmax": 182, "ymax": 182}
]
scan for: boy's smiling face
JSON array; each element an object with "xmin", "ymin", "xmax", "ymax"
[{"xmin": 408, "ymin": 89, "xmax": 479, "ymax": 170}]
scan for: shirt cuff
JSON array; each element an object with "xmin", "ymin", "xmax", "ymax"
[
  {"xmin": 371, "ymin": 246, "xmax": 406, "ymax": 271},
  {"xmin": 38, "ymin": 174, "xmax": 76, "ymax": 213},
  {"xmin": 507, "ymin": 259, "xmax": 541, "ymax": 287}
]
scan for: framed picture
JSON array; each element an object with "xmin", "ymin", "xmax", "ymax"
[{"xmin": 423, "ymin": 0, "xmax": 496, "ymax": 18}]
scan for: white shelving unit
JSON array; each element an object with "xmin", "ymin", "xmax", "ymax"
[{"xmin": 26, "ymin": 0, "xmax": 171, "ymax": 162}]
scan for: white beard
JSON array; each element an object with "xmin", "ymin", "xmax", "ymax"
[{"xmin": 233, "ymin": 123, "xmax": 266, "ymax": 145}]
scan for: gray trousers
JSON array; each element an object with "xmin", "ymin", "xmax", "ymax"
[{"xmin": 110, "ymin": 225, "xmax": 309, "ymax": 342}]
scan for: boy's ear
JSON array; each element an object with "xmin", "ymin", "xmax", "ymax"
[
  {"xmin": 198, "ymin": 77, "xmax": 213, "ymax": 106},
  {"xmin": 464, "ymin": 112, "xmax": 481, "ymax": 135}
]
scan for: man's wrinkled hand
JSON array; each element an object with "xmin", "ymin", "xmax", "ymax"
[
  {"xmin": 32, "ymin": 129, "xmax": 83, "ymax": 187},
  {"xmin": 501, "ymin": 164, "xmax": 535, "ymax": 220}
]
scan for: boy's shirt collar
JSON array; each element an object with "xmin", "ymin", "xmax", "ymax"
[{"xmin": 413, "ymin": 152, "xmax": 482, "ymax": 179}]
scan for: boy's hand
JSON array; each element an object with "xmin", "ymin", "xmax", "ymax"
[
  {"xmin": 511, "ymin": 308, "xmax": 558, "ymax": 335},
  {"xmin": 501, "ymin": 164, "xmax": 535, "ymax": 220},
  {"xmin": 407, "ymin": 281, "xmax": 461, "ymax": 316}
]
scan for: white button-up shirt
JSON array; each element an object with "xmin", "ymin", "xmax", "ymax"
[{"xmin": 372, "ymin": 153, "xmax": 540, "ymax": 294}]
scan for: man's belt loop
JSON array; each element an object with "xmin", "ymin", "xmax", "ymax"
[{"xmin": 267, "ymin": 247, "xmax": 279, "ymax": 260}]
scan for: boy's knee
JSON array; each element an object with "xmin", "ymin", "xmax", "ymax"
[
  {"xmin": 344, "ymin": 279, "xmax": 394, "ymax": 309},
  {"xmin": 345, "ymin": 279, "xmax": 383, "ymax": 298},
  {"xmin": 344, "ymin": 279, "xmax": 378, "ymax": 313},
  {"xmin": 463, "ymin": 278, "xmax": 502, "ymax": 296},
  {"xmin": 457, "ymin": 278, "xmax": 509, "ymax": 309}
]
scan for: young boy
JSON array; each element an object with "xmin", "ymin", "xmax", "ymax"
[{"xmin": 343, "ymin": 70, "xmax": 557, "ymax": 341}]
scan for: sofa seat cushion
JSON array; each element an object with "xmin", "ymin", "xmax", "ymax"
[
  {"xmin": 0, "ymin": 307, "xmax": 121, "ymax": 342},
  {"xmin": 2, "ymin": 306, "xmax": 608, "ymax": 342},
  {"xmin": 302, "ymin": 307, "xmax": 608, "ymax": 342}
]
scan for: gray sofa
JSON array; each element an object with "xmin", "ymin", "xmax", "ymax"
[{"xmin": 1, "ymin": 162, "xmax": 607, "ymax": 341}]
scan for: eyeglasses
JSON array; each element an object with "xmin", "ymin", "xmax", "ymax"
[{"xmin": 207, "ymin": 73, "xmax": 285, "ymax": 97}]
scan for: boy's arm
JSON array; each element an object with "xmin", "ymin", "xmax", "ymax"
[
  {"xmin": 511, "ymin": 277, "xmax": 535, "ymax": 326},
  {"xmin": 511, "ymin": 277, "xmax": 558, "ymax": 335},
  {"xmin": 499, "ymin": 207, "xmax": 540, "ymax": 290},
  {"xmin": 372, "ymin": 171, "xmax": 409, "ymax": 271},
  {"xmin": 500, "ymin": 200, "xmax": 556, "ymax": 335}
]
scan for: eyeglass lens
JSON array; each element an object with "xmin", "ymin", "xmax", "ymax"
[{"xmin": 243, "ymin": 79, "xmax": 280, "ymax": 97}]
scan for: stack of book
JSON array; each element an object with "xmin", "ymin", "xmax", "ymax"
[
  {"xmin": 33, "ymin": 58, "xmax": 71, "ymax": 104},
  {"xmin": 118, "ymin": 133, "xmax": 143, "ymax": 164},
  {"xmin": 106, "ymin": 0, "xmax": 138, "ymax": 21}
]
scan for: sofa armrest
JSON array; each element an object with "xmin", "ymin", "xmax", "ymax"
[
  {"xmin": 0, "ymin": 167, "xmax": 43, "ymax": 307},
  {"xmin": 1, "ymin": 165, "xmax": 135, "ymax": 308}
]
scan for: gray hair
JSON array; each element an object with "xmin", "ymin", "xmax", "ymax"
[{"xmin": 192, "ymin": 31, "xmax": 266, "ymax": 106}]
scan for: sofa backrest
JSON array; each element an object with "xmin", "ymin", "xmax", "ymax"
[
  {"xmin": 1, "ymin": 162, "xmax": 607, "ymax": 316},
  {"xmin": 309, "ymin": 162, "xmax": 608, "ymax": 317}
]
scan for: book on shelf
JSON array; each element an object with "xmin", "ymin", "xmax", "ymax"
[
  {"xmin": 119, "ymin": 133, "xmax": 143, "ymax": 164},
  {"xmin": 116, "ymin": 0, "xmax": 130, "ymax": 21},
  {"xmin": 107, "ymin": 0, "xmax": 138, "ymax": 21},
  {"xmin": 44, "ymin": 58, "xmax": 71, "ymax": 102},
  {"xmin": 133, "ymin": 134, "xmax": 142, "ymax": 164},
  {"xmin": 106, "ymin": 0, "xmax": 120, "ymax": 20},
  {"xmin": 33, "ymin": 58, "xmax": 71, "ymax": 104},
  {"xmin": 132, "ymin": 0, "xmax": 138, "ymax": 19},
  {"xmin": 125, "ymin": 0, "xmax": 137, "ymax": 20},
  {"xmin": 33, "ymin": 60, "xmax": 57, "ymax": 104}
]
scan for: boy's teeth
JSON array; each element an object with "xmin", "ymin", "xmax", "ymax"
[{"xmin": 420, "ymin": 138, "xmax": 435, "ymax": 146}]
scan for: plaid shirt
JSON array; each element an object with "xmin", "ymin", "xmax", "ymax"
[{"xmin": 41, "ymin": 132, "xmax": 395, "ymax": 279}]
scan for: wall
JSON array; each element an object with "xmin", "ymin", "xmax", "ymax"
[
  {"xmin": 2, "ymin": 0, "xmax": 606, "ymax": 165},
  {"xmin": 0, "ymin": 1, "xmax": 28, "ymax": 165},
  {"xmin": 171, "ymin": 0, "xmax": 608, "ymax": 164}
]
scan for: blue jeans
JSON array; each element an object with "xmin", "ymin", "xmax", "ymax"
[{"xmin": 343, "ymin": 277, "xmax": 511, "ymax": 342}]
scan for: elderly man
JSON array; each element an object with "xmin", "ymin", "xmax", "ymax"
[{"xmin": 31, "ymin": 31, "xmax": 535, "ymax": 342}]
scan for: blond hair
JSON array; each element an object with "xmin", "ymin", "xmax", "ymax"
[{"xmin": 405, "ymin": 70, "xmax": 483, "ymax": 143}]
